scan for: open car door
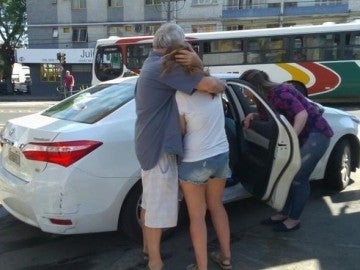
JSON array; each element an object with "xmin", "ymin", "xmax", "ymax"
[{"xmin": 223, "ymin": 79, "xmax": 301, "ymax": 211}]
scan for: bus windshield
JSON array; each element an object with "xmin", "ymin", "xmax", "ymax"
[{"xmin": 94, "ymin": 45, "xmax": 123, "ymax": 82}]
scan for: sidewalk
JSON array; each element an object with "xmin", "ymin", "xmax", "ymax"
[{"xmin": 0, "ymin": 94, "xmax": 60, "ymax": 102}]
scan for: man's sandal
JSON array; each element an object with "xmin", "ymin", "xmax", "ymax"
[{"xmin": 210, "ymin": 251, "xmax": 232, "ymax": 270}]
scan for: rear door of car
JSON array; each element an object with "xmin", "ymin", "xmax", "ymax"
[{"xmin": 224, "ymin": 79, "xmax": 301, "ymax": 211}]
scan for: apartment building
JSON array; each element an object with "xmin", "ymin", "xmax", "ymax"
[{"xmin": 19, "ymin": 0, "xmax": 358, "ymax": 97}]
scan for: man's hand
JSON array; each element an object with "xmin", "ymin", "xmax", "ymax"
[{"xmin": 174, "ymin": 47, "xmax": 203, "ymax": 69}]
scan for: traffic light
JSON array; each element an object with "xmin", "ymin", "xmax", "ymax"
[
  {"xmin": 56, "ymin": 52, "xmax": 66, "ymax": 63},
  {"xmin": 61, "ymin": 53, "xmax": 66, "ymax": 64}
]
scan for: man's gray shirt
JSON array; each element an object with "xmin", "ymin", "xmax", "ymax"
[{"xmin": 135, "ymin": 51, "xmax": 203, "ymax": 170}]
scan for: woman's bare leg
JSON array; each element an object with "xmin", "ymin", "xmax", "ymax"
[
  {"xmin": 180, "ymin": 181, "xmax": 208, "ymax": 270},
  {"xmin": 206, "ymin": 179, "xmax": 231, "ymax": 262}
]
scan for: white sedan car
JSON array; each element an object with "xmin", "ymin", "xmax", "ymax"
[{"xmin": 0, "ymin": 75, "xmax": 359, "ymax": 241}]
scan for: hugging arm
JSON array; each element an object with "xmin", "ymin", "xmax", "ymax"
[{"xmin": 174, "ymin": 44, "xmax": 203, "ymax": 70}]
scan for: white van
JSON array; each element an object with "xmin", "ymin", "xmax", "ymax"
[{"xmin": 12, "ymin": 63, "xmax": 31, "ymax": 94}]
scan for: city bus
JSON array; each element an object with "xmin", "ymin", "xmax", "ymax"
[{"xmin": 92, "ymin": 20, "xmax": 360, "ymax": 102}]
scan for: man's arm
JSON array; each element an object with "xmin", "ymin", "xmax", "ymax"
[
  {"xmin": 174, "ymin": 44, "xmax": 203, "ymax": 69},
  {"xmin": 195, "ymin": 76, "xmax": 226, "ymax": 94},
  {"xmin": 175, "ymin": 46, "xmax": 225, "ymax": 94}
]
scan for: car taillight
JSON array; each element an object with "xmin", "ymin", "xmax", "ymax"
[{"xmin": 22, "ymin": 140, "xmax": 103, "ymax": 167}]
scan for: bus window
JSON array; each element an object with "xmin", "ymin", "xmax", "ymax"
[
  {"xmin": 189, "ymin": 41, "xmax": 200, "ymax": 53},
  {"xmin": 202, "ymin": 39, "xmax": 244, "ymax": 66},
  {"xmin": 126, "ymin": 44, "xmax": 152, "ymax": 69},
  {"xmin": 265, "ymin": 37, "xmax": 289, "ymax": 62},
  {"xmin": 303, "ymin": 34, "xmax": 340, "ymax": 61},
  {"xmin": 293, "ymin": 37, "xmax": 306, "ymax": 61},
  {"xmin": 246, "ymin": 38, "xmax": 263, "ymax": 63},
  {"xmin": 345, "ymin": 32, "xmax": 360, "ymax": 60},
  {"xmin": 94, "ymin": 45, "xmax": 123, "ymax": 82},
  {"xmin": 246, "ymin": 37, "xmax": 288, "ymax": 63},
  {"xmin": 323, "ymin": 34, "xmax": 339, "ymax": 60},
  {"xmin": 304, "ymin": 35, "xmax": 323, "ymax": 61}
]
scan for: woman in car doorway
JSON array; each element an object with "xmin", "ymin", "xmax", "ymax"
[{"xmin": 240, "ymin": 69, "xmax": 334, "ymax": 232}]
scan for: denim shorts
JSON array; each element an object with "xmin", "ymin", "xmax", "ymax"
[{"xmin": 178, "ymin": 152, "xmax": 231, "ymax": 185}]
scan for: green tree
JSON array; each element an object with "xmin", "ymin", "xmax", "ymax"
[{"xmin": 0, "ymin": 0, "xmax": 26, "ymax": 92}]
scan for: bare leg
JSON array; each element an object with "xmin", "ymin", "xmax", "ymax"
[
  {"xmin": 271, "ymin": 213, "xmax": 288, "ymax": 221},
  {"xmin": 206, "ymin": 179, "xmax": 231, "ymax": 263},
  {"xmin": 180, "ymin": 181, "xmax": 208, "ymax": 270},
  {"xmin": 142, "ymin": 208, "xmax": 163, "ymax": 270},
  {"xmin": 141, "ymin": 208, "xmax": 148, "ymax": 255}
]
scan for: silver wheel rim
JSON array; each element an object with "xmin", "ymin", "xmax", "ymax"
[{"xmin": 340, "ymin": 147, "xmax": 351, "ymax": 184}]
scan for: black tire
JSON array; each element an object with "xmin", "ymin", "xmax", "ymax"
[
  {"xmin": 325, "ymin": 139, "xmax": 352, "ymax": 190},
  {"xmin": 118, "ymin": 181, "xmax": 143, "ymax": 243},
  {"xmin": 118, "ymin": 181, "xmax": 183, "ymax": 243}
]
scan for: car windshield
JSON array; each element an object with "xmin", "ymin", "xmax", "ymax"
[{"xmin": 42, "ymin": 79, "xmax": 136, "ymax": 124}]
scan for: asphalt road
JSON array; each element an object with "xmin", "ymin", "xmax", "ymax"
[{"xmin": 0, "ymin": 171, "xmax": 359, "ymax": 270}]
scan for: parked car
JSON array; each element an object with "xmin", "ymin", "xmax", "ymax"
[{"xmin": 0, "ymin": 75, "xmax": 359, "ymax": 242}]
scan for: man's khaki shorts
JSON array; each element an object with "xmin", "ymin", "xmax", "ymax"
[{"xmin": 141, "ymin": 153, "xmax": 178, "ymax": 228}]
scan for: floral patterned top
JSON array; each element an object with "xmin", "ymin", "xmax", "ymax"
[{"xmin": 261, "ymin": 83, "xmax": 334, "ymax": 146}]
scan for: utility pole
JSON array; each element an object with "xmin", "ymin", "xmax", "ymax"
[
  {"xmin": 279, "ymin": 0, "xmax": 284, "ymax": 27},
  {"xmin": 166, "ymin": 0, "xmax": 171, "ymax": 22},
  {"xmin": 162, "ymin": 0, "xmax": 185, "ymax": 22}
]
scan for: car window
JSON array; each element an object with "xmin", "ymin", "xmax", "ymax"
[{"xmin": 42, "ymin": 80, "xmax": 136, "ymax": 124}]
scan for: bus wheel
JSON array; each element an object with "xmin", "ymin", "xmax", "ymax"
[{"xmin": 325, "ymin": 139, "xmax": 351, "ymax": 190}]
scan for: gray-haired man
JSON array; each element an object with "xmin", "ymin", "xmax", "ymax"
[{"xmin": 135, "ymin": 22, "xmax": 225, "ymax": 270}]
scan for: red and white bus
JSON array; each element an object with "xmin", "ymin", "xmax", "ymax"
[{"xmin": 92, "ymin": 21, "xmax": 360, "ymax": 102}]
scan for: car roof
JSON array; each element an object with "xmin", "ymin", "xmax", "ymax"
[{"xmin": 98, "ymin": 73, "xmax": 240, "ymax": 86}]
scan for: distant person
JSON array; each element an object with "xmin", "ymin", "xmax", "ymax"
[
  {"xmin": 240, "ymin": 69, "xmax": 333, "ymax": 232},
  {"xmin": 134, "ymin": 23, "xmax": 225, "ymax": 270},
  {"xmin": 64, "ymin": 70, "xmax": 75, "ymax": 96}
]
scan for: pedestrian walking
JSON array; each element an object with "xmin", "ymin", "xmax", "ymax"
[{"xmin": 64, "ymin": 70, "xmax": 75, "ymax": 96}]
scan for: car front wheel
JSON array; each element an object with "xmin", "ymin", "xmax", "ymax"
[{"xmin": 325, "ymin": 139, "xmax": 352, "ymax": 190}]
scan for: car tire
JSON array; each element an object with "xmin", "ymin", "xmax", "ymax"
[
  {"xmin": 118, "ymin": 181, "xmax": 143, "ymax": 243},
  {"xmin": 325, "ymin": 139, "xmax": 351, "ymax": 190},
  {"xmin": 118, "ymin": 181, "xmax": 183, "ymax": 243}
]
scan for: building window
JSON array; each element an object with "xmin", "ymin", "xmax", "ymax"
[
  {"xmin": 227, "ymin": 0, "xmax": 239, "ymax": 9},
  {"xmin": 72, "ymin": 27, "xmax": 88, "ymax": 42},
  {"xmin": 52, "ymin": 28, "xmax": 59, "ymax": 38},
  {"xmin": 71, "ymin": 0, "xmax": 86, "ymax": 9},
  {"xmin": 191, "ymin": 24, "xmax": 216, "ymax": 33},
  {"xmin": 108, "ymin": 0, "xmax": 123, "ymax": 7},
  {"xmin": 40, "ymin": 64, "xmax": 61, "ymax": 82},
  {"xmin": 108, "ymin": 26, "xmax": 124, "ymax": 36},
  {"xmin": 145, "ymin": 24, "xmax": 161, "ymax": 35},
  {"xmin": 225, "ymin": 25, "xmax": 243, "ymax": 31},
  {"xmin": 63, "ymin": 27, "xmax": 70, "ymax": 33},
  {"xmin": 145, "ymin": 0, "xmax": 161, "ymax": 5},
  {"xmin": 192, "ymin": 0, "xmax": 218, "ymax": 5}
]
